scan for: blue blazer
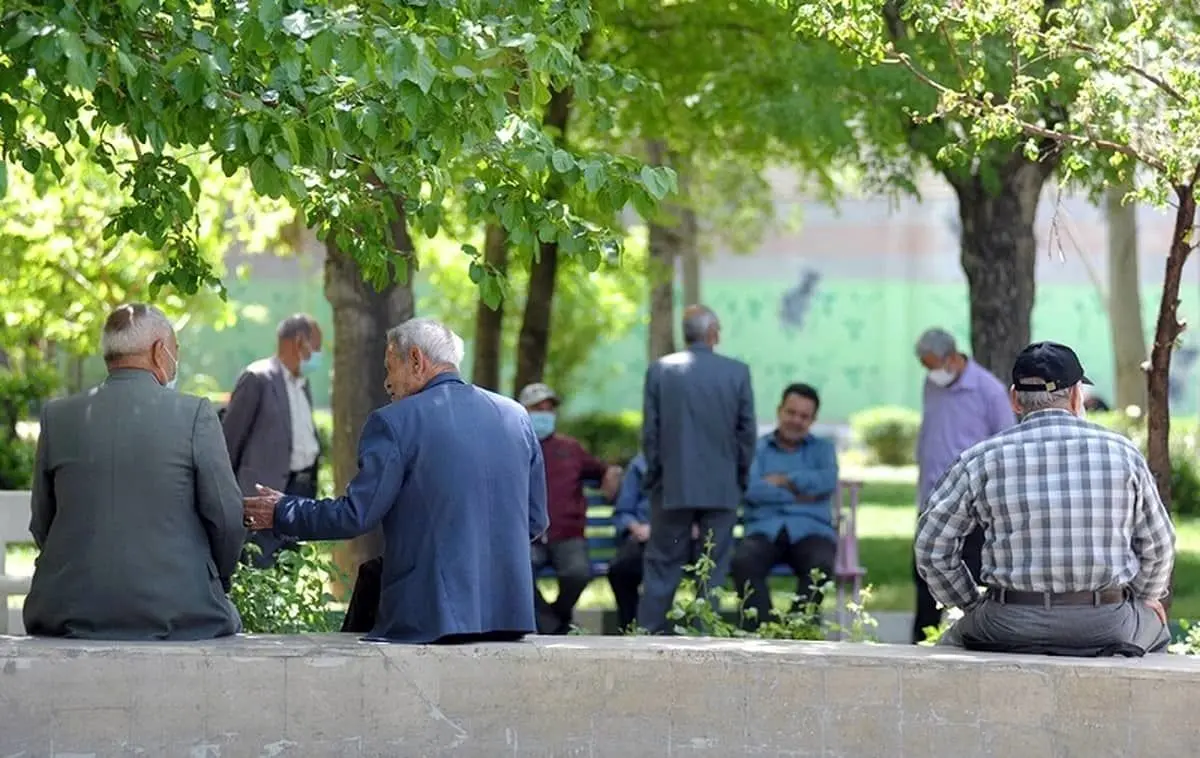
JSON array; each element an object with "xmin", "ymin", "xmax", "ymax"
[{"xmin": 273, "ymin": 372, "xmax": 549, "ymax": 642}]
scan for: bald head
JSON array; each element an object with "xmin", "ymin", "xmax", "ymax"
[{"xmin": 682, "ymin": 305, "xmax": 720, "ymax": 347}]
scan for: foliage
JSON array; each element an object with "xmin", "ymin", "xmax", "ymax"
[
  {"xmin": 418, "ymin": 230, "xmax": 644, "ymax": 395},
  {"xmin": 0, "ymin": 436, "xmax": 36, "ymax": 490},
  {"xmin": 1, "ymin": 0, "xmax": 676, "ymax": 298},
  {"xmin": 1170, "ymin": 620, "xmax": 1200, "ymax": 655},
  {"xmin": 230, "ymin": 542, "xmax": 344, "ymax": 633},
  {"xmin": 0, "ymin": 362, "xmax": 56, "ymax": 489},
  {"xmin": 1091, "ymin": 410, "xmax": 1200, "ymax": 517},
  {"xmin": 627, "ymin": 531, "xmax": 877, "ymax": 642},
  {"xmin": 850, "ymin": 406, "xmax": 921, "ymax": 466},
  {"xmin": 0, "ymin": 131, "xmax": 290, "ymax": 359},
  {"xmin": 558, "ymin": 410, "xmax": 642, "ymax": 465}
]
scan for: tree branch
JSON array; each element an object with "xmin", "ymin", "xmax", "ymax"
[
  {"xmin": 887, "ymin": 52, "xmax": 1169, "ymax": 175},
  {"xmin": 1066, "ymin": 41, "xmax": 1188, "ymax": 106}
]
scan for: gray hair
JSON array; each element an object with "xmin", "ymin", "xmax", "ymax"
[
  {"xmin": 101, "ymin": 304, "xmax": 174, "ymax": 360},
  {"xmin": 277, "ymin": 314, "xmax": 316, "ymax": 342},
  {"xmin": 387, "ymin": 317, "xmax": 464, "ymax": 368},
  {"xmin": 1014, "ymin": 386, "xmax": 1074, "ymax": 413},
  {"xmin": 915, "ymin": 328, "xmax": 957, "ymax": 359},
  {"xmin": 682, "ymin": 306, "xmax": 719, "ymax": 343}
]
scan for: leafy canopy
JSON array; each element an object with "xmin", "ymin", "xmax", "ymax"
[{"xmin": 0, "ymin": 0, "xmax": 676, "ymax": 295}]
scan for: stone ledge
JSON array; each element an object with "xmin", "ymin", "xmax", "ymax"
[{"xmin": 2, "ymin": 634, "xmax": 1199, "ymax": 757}]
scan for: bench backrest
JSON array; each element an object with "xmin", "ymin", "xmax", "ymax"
[{"xmin": 579, "ymin": 480, "xmax": 864, "ymax": 570}]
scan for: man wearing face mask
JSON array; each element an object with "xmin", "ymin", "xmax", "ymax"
[
  {"xmin": 222, "ymin": 313, "xmax": 324, "ymax": 568},
  {"xmin": 518, "ymin": 382, "xmax": 622, "ymax": 634},
  {"xmin": 24, "ymin": 303, "xmax": 245, "ymax": 640},
  {"xmin": 917, "ymin": 342, "xmax": 1174, "ymax": 655},
  {"xmin": 243, "ymin": 318, "xmax": 549, "ymax": 644},
  {"xmin": 912, "ymin": 327, "xmax": 1015, "ymax": 643}
]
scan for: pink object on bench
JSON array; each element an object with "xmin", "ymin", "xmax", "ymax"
[{"xmin": 832, "ymin": 480, "xmax": 867, "ymax": 638}]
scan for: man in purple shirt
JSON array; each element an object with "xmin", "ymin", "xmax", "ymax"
[{"xmin": 912, "ymin": 327, "xmax": 1015, "ymax": 643}]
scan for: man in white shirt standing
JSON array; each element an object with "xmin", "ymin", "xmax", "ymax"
[{"xmin": 222, "ymin": 314, "xmax": 324, "ymax": 567}]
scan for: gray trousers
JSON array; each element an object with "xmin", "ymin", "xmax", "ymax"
[
  {"xmin": 939, "ymin": 596, "xmax": 1171, "ymax": 653},
  {"xmin": 636, "ymin": 507, "xmax": 738, "ymax": 635}
]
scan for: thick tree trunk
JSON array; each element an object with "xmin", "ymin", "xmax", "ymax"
[
  {"xmin": 512, "ymin": 85, "xmax": 572, "ymax": 395},
  {"xmin": 951, "ymin": 158, "xmax": 1050, "ymax": 381},
  {"xmin": 1105, "ymin": 182, "xmax": 1146, "ymax": 410},
  {"xmin": 1146, "ymin": 184, "xmax": 1195, "ymax": 514},
  {"xmin": 681, "ymin": 220, "xmax": 701, "ymax": 306},
  {"xmin": 472, "ymin": 224, "xmax": 508, "ymax": 391},
  {"xmin": 323, "ymin": 195, "xmax": 416, "ymax": 598}
]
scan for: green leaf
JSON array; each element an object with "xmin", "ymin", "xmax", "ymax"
[
  {"xmin": 282, "ymin": 11, "xmax": 316, "ymax": 39},
  {"xmin": 411, "ymin": 39, "xmax": 438, "ymax": 94},
  {"xmin": 480, "ymin": 274, "xmax": 502, "ymax": 310},
  {"xmin": 469, "ymin": 261, "xmax": 484, "ymax": 283},
  {"xmin": 639, "ymin": 165, "xmax": 672, "ymax": 201},
  {"xmin": 551, "ymin": 149, "xmax": 575, "ymax": 173},
  {"xmin": 258, "ymin": 0, "xmax": 282, "ymax": 30},
  {"xmin": 273, "ymin": 151, "xmax": 293, "ymax": 171},
  {"xmin": 339, "ymin": 37, "xmax": 363, "ymax": 75},
  {"xmin": 244, "ymin": 122, "xmax": 261, "ymax": 154},
  {"xmin": 281, "ymin": 124, "xmax": 301, "ymax": 159},
  {"xmin": 0, "ymin": 162, "xmax": 7, "ymax": 199},
  {"xmin": 583, "ymin": 162, "xmax": 605, "ymax": 193},
  {"xmin": 309, "ymin": 31, "xmax": 336, "ymax": 69}
]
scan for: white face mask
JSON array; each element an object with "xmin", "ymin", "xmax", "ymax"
[
  {"xmin": 927, "ymin": 368, "xmax": 956, "ymax": 387},
  {"xmin": 161, "ymin": 347, "xmax": 179, "ymax": 390}
]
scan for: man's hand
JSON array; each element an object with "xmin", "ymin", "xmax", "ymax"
[
  {"xmin": 764, "ymin": 474, "xmax": 793, "ymax": 490},
  {"xmin": 242, "ymin": 483, "xmax": 283, "ymax": 531},
  {"xmin": 628, "ymin": 522, "xmax": 651, "ymax": 543},
  {"xmin": 1146, "ymin": 598, "xmax": 1168, "ymax": 625},
  {"xmin": 600, "ymin": 465, "xmax": 623, "ymax": 500}
]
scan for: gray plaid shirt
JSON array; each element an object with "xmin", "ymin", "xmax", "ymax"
[{"xmin": 915, "ymin": 409, "xmax": 1175, "ymax": 611}]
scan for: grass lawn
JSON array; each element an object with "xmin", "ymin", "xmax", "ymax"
[{"xmin": 10, "ymin": 466, "xmax": 1200, "ymax": 620}]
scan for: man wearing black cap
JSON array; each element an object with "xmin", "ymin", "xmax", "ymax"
[{"xmin": 915, "ymin": 342, "xmax": 1176, "ymax": 654}]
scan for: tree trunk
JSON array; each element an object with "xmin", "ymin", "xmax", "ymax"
[
  {"xmin": 472, "ymin": 224, "xmax": 509, "ymax": 391},
  {"xmin": 1145, "ymin": 183, "xmax": 1195, "ymax": 513},
  {"xmin": 512, "ymin": 85, "xmax": 572, "ymax": 395},
  {"xmin": 323, "ymin": 195, "xmax": 416, "ymax": 598},
  {"xmin": 1105, "ymin": 182, "xmax": 1146, "ymax": 410},
  {"xmin": 951, "ymin": 158, "xmax": 1050, "ymax": 381},
  {"xmin": 645, "ymin": 140, "xmax": 697, "ymax": 361}
]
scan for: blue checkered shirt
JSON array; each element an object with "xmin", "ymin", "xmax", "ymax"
[{"xmin": 915, "ymin": 409, "xmax": 1176, "ymax": 611}]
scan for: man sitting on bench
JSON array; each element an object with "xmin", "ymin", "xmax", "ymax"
[
  {"xmin": 520, "ymin": 382, "xmax": 621, "ymax": 634},
  {"xmin": 731, "ymin": 383, "xmax": 839, "ymax": 631}
]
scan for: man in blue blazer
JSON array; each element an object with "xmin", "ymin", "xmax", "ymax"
[{"xmin": 243, "ymin": 318, "xmax": 549, "ymax": 643}]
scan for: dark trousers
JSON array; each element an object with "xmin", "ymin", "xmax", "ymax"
[
  {"xmin": 636, "ymin": 506, "xmax": 738, "ymax": 635},
  {"xmin": 607, "ymin": 535, "xmax": 702, "ymax": 631},
  {"xmin": 731, "ymin": 530, "xmax": 837, "ymax": 631},
  {"xmin": 245, "ymin": 465, "xmax": 317, "ymax": 569},
  {"xmin": 531, "ymin": 537, "xmax": 591, "ymax": 634},
  {"xmin": 912, "ymin": 525, "xmax": 984, "ymax": 643}
]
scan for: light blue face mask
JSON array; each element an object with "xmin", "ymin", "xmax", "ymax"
[
  {"xmin": 301, "ymin": 350, "xmax": 322, "ymax": 372},
  {"xmin": 529, "ymin": 410, "xmax": 556, "ymax": 440}
]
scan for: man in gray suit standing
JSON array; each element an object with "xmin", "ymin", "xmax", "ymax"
[
  {"xmin": 24, "ymin": 304, "xmax": 244, "ymax": 640},
  {"xmin": 222, "ymin": 314, "xmax": 323, "ymax": 567},
  {"xmin": 637, "ymin": 305, "xmax": 757, "ymax": 633}
]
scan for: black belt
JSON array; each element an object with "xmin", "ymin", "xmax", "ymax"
[{"xmin": 987, "ymin": 587, "xmax": 1126, "ymax": 607}]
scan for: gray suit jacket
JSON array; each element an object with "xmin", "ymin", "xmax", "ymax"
[
  {"xmin": 642, "ymin": 344, "xmax": 757, "ymax": 510},
  {"xmin": 23, "ymin": 369, "xmax": 244, "ymax": 640},
  {"xmin": 222, "ymin": 357, "xmax": 315, "ymax": 496}
]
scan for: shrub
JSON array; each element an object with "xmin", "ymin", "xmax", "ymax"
[
  {"xmin": 0, "ymin": 436, "xmax": 35, "ymax": 490},
  {"xmin": 558, "ymin": 410, "xmax": 642, "ymax": 465},
  {"xmin": 230, "ymin": 543, "xmax": 345, "ymax": 633},
  {"xmin": 1091, "ymin": 410, "xmax": 1200, "ymax": 517},
  {"xmin": 850, "ymin": 406, "xmax": 921, "ymax": 466}
]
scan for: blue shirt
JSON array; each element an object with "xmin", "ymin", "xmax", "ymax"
[
  {"xmin": 742, "ymin": 432, "xmax": 839, "ymax": 543},
  {"xmin": 272, "ymin": 372, "xmax": 549, "ymax": 643},
  {"xmin": 611, "ymin": 453, "xmax": 649, "ymax": 535}
]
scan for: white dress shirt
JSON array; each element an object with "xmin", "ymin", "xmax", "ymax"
[{"xmin": 278, "ymin": 359, "xmax": 320, "ymax": 472}]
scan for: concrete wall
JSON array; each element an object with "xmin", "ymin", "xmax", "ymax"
[{"xmin": 2, "ymin": 634, "xmax": 1198, "ymax": 757}]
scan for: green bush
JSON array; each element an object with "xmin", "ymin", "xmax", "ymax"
[
  {"xmin": 0, "ymin": 436, "xmax": 36, "ymax": 490},
  {"xmin": 558, "ymin": 410, "xmax": 642, "ymax": 465},
  {"xmin": 850, "ymin": 406, "xmax": 921, "ymax": 466},
  {"xmin": 230, "ymin": 543, "xmax": 345, "ymax": 633},
  {"xmin": 1091, "ymin": 410, "xmax": 1200, "ymax": 517}
]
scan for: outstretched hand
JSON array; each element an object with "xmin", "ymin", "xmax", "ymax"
[{"xmin": 242, "ymin": 483, "xmax": 283, "ymax": 531}]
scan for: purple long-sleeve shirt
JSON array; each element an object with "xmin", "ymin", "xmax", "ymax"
[{"xmin": 917, "ymin": 359, "xmax": 1016, "ymax": 509}]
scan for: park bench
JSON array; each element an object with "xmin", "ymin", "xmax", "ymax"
[
  {"xmin": 543, "ymin": 480, "xmax": 867, "ymax": 628},
  {"xmin": 0, "ymin": 490, "xmax": 32, "ymax": 635}
]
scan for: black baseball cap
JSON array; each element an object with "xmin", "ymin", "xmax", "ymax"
[{"xmin": 1011, "ymin": 341, "xmax": 1093, "ymax": 392}]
